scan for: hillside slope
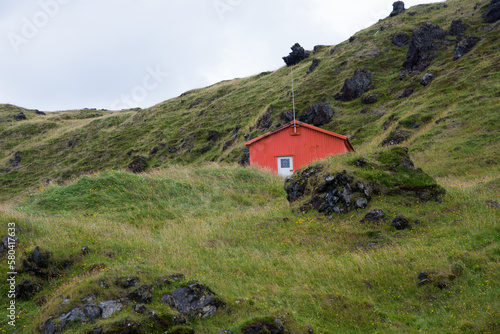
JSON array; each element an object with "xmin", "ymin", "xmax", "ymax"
[
  {"xmin": 1, "ymin": 0, "xmax": 499, "ymax": 201},
  {"xmin": 0, "ymin": 1, "xmax": 499, "ymax": 333}
]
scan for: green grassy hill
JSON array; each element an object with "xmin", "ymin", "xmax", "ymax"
[
  {"xmin": 1, "ymin": 0, "xmax": 498, "ymax": 200},
  {"xmin": 0, "ymin": 0, "xmax": 499, "ymax": 333}
]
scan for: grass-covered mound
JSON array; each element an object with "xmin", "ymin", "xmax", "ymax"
[
  {"xmin": 285, "ymin": 147, "xmax": 446, "ymax": 214},
  {"xmin": 21, "ymin": 166, "xmax": 284, "ymax": 227}
]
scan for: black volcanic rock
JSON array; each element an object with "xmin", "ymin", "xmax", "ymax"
[
  {"xmin": 307, "ymin": 58, "xmax": 320, "ymax": 74},
  {"xmin": 299, "ymin": 101, "xmax": 334, "ymax": 126},
  {"xmin": 392, "ymin": 32, "xmax": 410, "ymax": 47},
  {"xmin": 448, "ymin": 19, "xmax": 467, "ymax": 36},
  {"xmin": 162, "ymin": 282, "xmax": 225, "ymax": 318},
  {"xmin": 453, "ymin": 35, "xmax": 480, "ymax": 61},
  {"xmin": 335, "ymin": 69, "xmax": 372, "ymax": 102},
  {"xmin": 391, "ymin": 215, "xmax": 410, "ymax": 230},
  {"xmin": 14, "ymin": 112, "xmax": 27, "ymax": 121},
  {"xmin": 283, "ymin": 43, "xmax": 310, "ymax": 66},
  {"xmin": 403, "ymin": 22, "xmax": 446, "ymax": 71},
  {"xmin": 420, "ymin": 73, "xmax": 435, "ymax": 86},
  {"xmin": 127, "ymin": 156, "xmax": 148, "ymax": 174},
  {"xmin": 382, "ymin": 130, "xmax": 411, "ymax": 146},
  {"xmin": 389, "ymin": 1, "xmax": 405, "ymax": 17},
  {"xmin": 398, "ymin": 86, "xmax": 414, "ymax": 99},
  {"xmin": 484, "ymin": 0, "xmax": 500, "ymax": 23}
]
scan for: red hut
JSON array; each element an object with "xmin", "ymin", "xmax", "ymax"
[{"xmin": 245, "ymin": 120, "xmax": 355, "ymax": 177}]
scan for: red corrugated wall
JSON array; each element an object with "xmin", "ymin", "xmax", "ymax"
[{"xmin": 248, "ymin": 125, "xmax": 351, "ymax": 173}]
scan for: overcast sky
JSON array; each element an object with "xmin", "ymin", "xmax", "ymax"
[{"xmin": 0, "ymin": 0, "xmax": 444, "ymax": 111}]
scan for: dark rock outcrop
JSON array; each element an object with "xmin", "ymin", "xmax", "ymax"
[
  {"xmin": 284, "ymin": 166, "xmax": 321, "ymax": 202},
  {"xmin": 391, "ymin": 32, "xmax": 410, "ymax": 47},
  {"xmin": 307, "ymin": 59, "xmax": 320, "ymax": 74},
  {"xmin": 127, "ymin": 156, "xmax": 148, "ymax": 174},
  {"xmin": 16, "ymin": 280, "xmax": 41, "ymax": 301},
  {"xmin": 206, "ymin": 130, "xmax": 220, "ymax": 142},
  {"xmin": 361, "ymin": 94, "xmax": 379, "ymax": 105},
  {"xmin": 484, "ymin": 0, "xmax": 500, "ymax": 23},
  {"xmin": 453, "ymin": 35, "xmax": 480, "ymax": 61},
  {"xmin": 398, "ymin": 87, "xmax": 414, "ymax": 99},
  {"xmin": 280, "ymin": 110, "xmax": 294, "ymax": 123},
  {"xmin": 9, "ymin": 151, "xmax": 22, "ymax": 168},
  {"xmin": 389, "ymin": 1, "xmax": 405, "ymax": 17},
  {"xmin": 243, "ymin": 319, "xmax": 284, "ymax": 334},
  {"xmin": 256, "ymin": 109, "xmax": 273, "ymax": 131},
  {"xmin": 128, "ymin": 285, "xmax": 152, "ymax": 304},
  {"xmin": 361, "ymin": 209, "xmax": 386, "ymax": 223},
  {"xmin": 403, "ymin": 22, "xmax": 446, "ymax": 71},
  {"xmin": 335, "ymin": 69, "xmax": 372, "ymax": 102},
  {"xmin": 286, "ymin": 171, "xmax": 372, "ymax": 215},
  {"xmin": 59, "ymin": 307, "xmax": 86, "ymax": 327},
  {"xmin": 381, "ymin": 130, "xmax": 411, "ymax": 146},
  {"xmin": 14, "ymin": 112, "xmax": 27, "ymax": 121},
  {"xmin": 239, "ymin": 148, "xmax": 250, "ymax": 167},
  {"xmin": 298, "ymin": 101, "xmax": 334, "ymax": 126},
  {"xmin": 32, "ymin": 246, "xmax": 51, "ymax": 269},
  {"xmin": 391, "ymin": 215, "xmax": 410, "ymax": 230},
  {"xmin": 162, "ymin": 282, "xmax": 225, "ymax": 318},
  {"xmin": 116, "ymin": 276, "xmax": 138, "ymax": 289},
  {"xmin": 83, "ymin": 304, "xmax": 103, "ymax": 320},
  {"xmin": 448, "ymin": 19, "xmax": 467, "ymax": 36},
  {"xmin": 99, "ymin": 300, "xmax": 123, "ymax": 319},
  {"xmin": 36, "ymin": 110, "xmax": 46, "ymax": 115},
  {"xmin": 282, "ymin": 43, "xmax": 310, "ymax": 66},
  {"xmin": 420, "ymin": 73, "xmax": 435, "ymax": 86}
]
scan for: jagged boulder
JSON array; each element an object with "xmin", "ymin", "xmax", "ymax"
[
  {"xmin": 391, "ymin": 215, "xmax": 410, "ymax": 230},
  {"xmin": 239, "ymin": 148, "xmax": 250, "ymax": 167},
  {"xmin": 128, "ymin": 285, "xmax": 152, "ymax": 303},
  {"xmin": 453, "ymin": 35, "xmax": 480, "ymax": 61},
  {"xmin": 284, "ymin": 166, "xmax": 321, "ymax": 202},
  {"xmin": 83, "ymin": 304, "xmax": 103, "ymax": 320},
  {"xmin": 286, "ymin": 171, "xmax": 372, "ymax": 215},
  {"xmin": 162, "ymin": 282, "xmax": 225, "ymax": 318},
  {"xmin": 403, "ymin": 22, "xmax": 446, "ymax": 71},
  {"xmin": 391, "ymin": 32, "xmax": 410, "ymax": 47},
  {"xmin": 243, "ymin": 319, "xmax": 284, "ymax": 334},
  {"xmin": 116, "ymin": 276, "xmax": 138, "ymax": 288},
  {"xmin": 484, "ymin": 0, "xmax": 500, "ymax": 23},
  {"xmin": 361, "ymin": 209, "xmax": 386, "ymax": 223},
  {"xmin": 335, "ymin": 69, "xmax": 372, "ymax": 102},
  {"xmin": 127, "ymin": 156, "xmax": 148, "ymax": 174},
  {"xmin": 307, "ymin": 59, "xmax": 320, "ymax": 74},
  {"xmin": 99, "ymin": 300, "xmax": 123, "ymax": 319},
  {"xmin": 298, "ymin": 101, "xmax": 334, "ymax": 126},
  {"xmin": 382, "ymin": 130, "xmax": 411, "ymax": 146},
  {"xmin": 420, "ymin": 73, "xmax": 435, "ymax": 86},
  {"xmin": 16, "ymin": 280, "xmax": 41, "ymax": 301},
  {"xmin": 398, "ymin": 87, "xmax": 414, "ymax": 99},
  {"xmin": 282, "ymin": 43, "xmax": 310, "ymax": 66},
  {"xmin": 361, "ymin": 94, "xmax": 379, "ymax": 105},
  {"xmin": 9, "ymin": 151, "xmax": 22, "ymax": 168},
  {"xmin": 14, "ymin": 112, "xmax": 27, "ymax": 121},
  {"xmin": 448, "ymin": 19, "xmax": 467, "ymax": 36},
  {"xmin": 389, "ymin": 1, "xmax": 405, "ymax": 17}
]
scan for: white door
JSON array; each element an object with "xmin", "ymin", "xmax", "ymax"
[{"xmin": 278, "ymin": 156, "xmax": 294, "ymax": 177}]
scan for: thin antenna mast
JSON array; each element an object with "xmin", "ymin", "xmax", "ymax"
[{"xmin": 291, "ymin": 67, "xmax": 297, "ymax": 134}]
